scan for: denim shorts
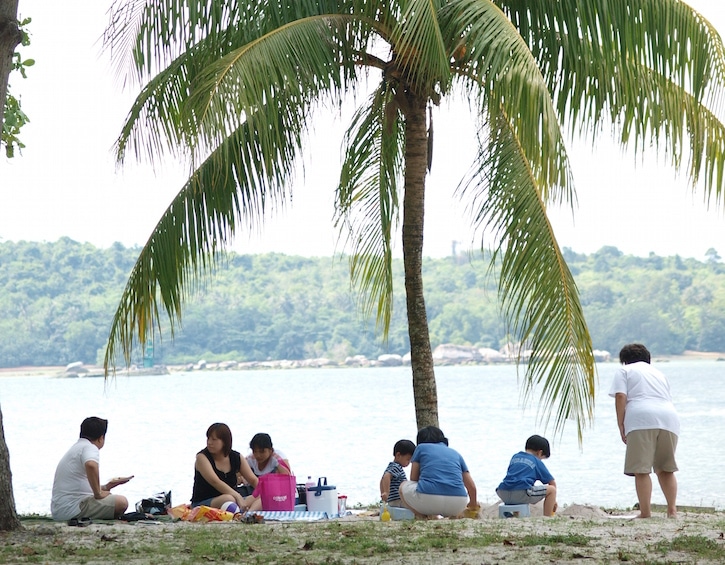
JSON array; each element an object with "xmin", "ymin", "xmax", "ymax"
[{"xmin": 191, "ymin": 497, "xmax": 215, "ymax": 508}]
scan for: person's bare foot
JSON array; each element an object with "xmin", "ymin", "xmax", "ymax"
[{"xmin": 634, "ymin": 513, "xmax": 651, "ymax": 519}]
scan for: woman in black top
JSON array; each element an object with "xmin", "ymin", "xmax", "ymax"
[{"xmin": 191, "ymin": 423, "xmax": 258, "ymax": 509}]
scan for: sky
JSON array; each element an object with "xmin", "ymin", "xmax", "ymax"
[{"xmin": 1, "ymin": 1, "xmax": 725, "ymax": 260}]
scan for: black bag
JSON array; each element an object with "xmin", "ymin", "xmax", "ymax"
[
  {"xmin": 135, "ymin": 491, "xmax": 172, "ymax": 515},
  {"xmin": 235, "ymin": 484, "xmax": 255, "ymax": 497},
  {"xmin": 120, "ymin": 511, "xmax": 152, "ymax": 522}
]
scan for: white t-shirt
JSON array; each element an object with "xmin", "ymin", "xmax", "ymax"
[
  {"xmin": 246, "ymin": 449, "xmax": 288, "ymax": 476},
  {"xmin": 608, "ymin": 361, "xmax": 680, "ymax": 436},
  {"xmin": 51, "ymin": 438, "xmax": 99, "ymax": 520}
]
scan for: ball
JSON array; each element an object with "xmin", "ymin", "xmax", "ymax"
[{"xmin": 221, "ymin": 501, "xmax": 240, "ymax": 515}]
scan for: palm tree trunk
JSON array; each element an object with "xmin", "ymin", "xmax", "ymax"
[
  {"xmin": 402, "ymin": 96, "xmax": 438, "ymax": 429},
  {"xmin": 0, "ymin": 408, "xmax": 20, "ymax": 531}
]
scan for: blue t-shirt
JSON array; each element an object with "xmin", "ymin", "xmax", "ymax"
[
  {"xmin": 412, "ymin": 442, "xmax": 468, "ymax": 497},
  {"xmin": 383, "ymin": 461, "xmax": 407, "ymax": 502},
  {"xmin": 497, "ymin": 451, "xmax": 554, "ymax": 491}
]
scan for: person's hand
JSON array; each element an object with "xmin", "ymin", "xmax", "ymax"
[
  {"xmin": 462, "ymin": 502, "xmax": 480, "ymax": 519},
  {"xmin": 105, "ymin": 476, "xmax": 134, "ymax": 490},
  {"xmin": 234, "ymin": 493, "xmax": 247, "ymax": 510},
  {"xmin": 381, "ymin": 492, "xmax": 388, "ymax": 502}
]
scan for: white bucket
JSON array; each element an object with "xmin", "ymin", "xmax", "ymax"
[{"xmin": 306, "ymin": 477, "xmax": 338, "ymax": 517}]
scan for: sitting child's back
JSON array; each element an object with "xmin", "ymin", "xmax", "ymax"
[
  {"xmin": 496, "ymin": 434, "xmax": 558, "ymax": 517},
  {"xmin": 380, "ymin": 439, "xmax": 415, "ymax": 508}
]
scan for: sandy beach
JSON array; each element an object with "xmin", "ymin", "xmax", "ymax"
[{"xmin": 3, "ymin": 504, "xmax": 723, "ymax": 564}]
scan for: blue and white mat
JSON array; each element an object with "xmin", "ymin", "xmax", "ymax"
[{"xmin": 254, "ymin": 511, "xmax": 330, "ymax": 521}]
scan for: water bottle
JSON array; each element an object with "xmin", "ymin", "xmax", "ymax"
[{"xmin": 305, "ymin": 476, "xmax": 315, "ymax": 496}]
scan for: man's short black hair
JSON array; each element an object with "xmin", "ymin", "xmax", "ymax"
[
  {"xmin": 80, "ymin": 417, "xmax": 108, "ymax": 441},
  {"xmin": 525, "ymin": 434, "xmax": 551, "ymax": 458},
  {"xmin": 249, "ymin": 432, "xmax": 273, "ymax": 450},
  {"xmin": 619, "ymin": 343, "xmax": 651, "ymax": 365},
  {"xmin": 393, "ymin": 439, "xmax": 416, "ymax": 456}
]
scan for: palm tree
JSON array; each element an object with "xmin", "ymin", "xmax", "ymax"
[{"xmin": 103, "ymin": 0, "xmax": 725, "ymax": 440}]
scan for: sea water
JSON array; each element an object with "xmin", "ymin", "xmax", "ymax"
[{"xmin": 1, "ymin": 361, "xmax": 723, "ymax": 515}]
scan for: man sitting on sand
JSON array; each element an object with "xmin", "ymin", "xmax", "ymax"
[{"xmin": 51, "ymin": 417, "xmax": 131, "ymax": 522}]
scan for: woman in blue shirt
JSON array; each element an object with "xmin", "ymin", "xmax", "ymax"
[{"xmin": 399, "ymin": 426, "xmax": 478, "ymax": 518}]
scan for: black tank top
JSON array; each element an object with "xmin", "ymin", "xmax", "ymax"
[{"xmin": 191, "ymin": 448, "xmax": 241, "ymax": 503}]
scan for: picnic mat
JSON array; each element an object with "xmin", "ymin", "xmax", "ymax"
[{"xmin": 254, "ymin": 511, "xmax": 329, "ymax": 521}]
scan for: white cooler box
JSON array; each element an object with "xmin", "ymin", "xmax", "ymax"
[{"xmin": 306, "ymin": 477, "xmax": 338, "ymax": 517}]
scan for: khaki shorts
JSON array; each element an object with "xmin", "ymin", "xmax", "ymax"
[
  {"xmin": 624, "ymin": 429, "xmax": 678, "ymax": 476},
  {"xmin": 398, "ymin": 481, "xmax": 468, "ymax": 517},
  {"xmin": 78, "ymin": 495, "xmax": 117, "ymax": 519}
]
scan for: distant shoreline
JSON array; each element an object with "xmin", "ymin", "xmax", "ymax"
[{"xmin": 0, "ymin": 350, "xmax": 722, "ymax": 379}]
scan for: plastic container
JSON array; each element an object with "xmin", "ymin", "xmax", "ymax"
[
  {"xmin": 306, "ymin": 477, "xmax": 338, "ymax": 517},
  {"xmin": 380, "ymin": 504, "xmax": 413, "ymax": 521},
  {"xmin": 498, "ymin": 503, "xmax": 530, "ymax": 518},
  {"xmin": 253, "ymin": 474, "xmax": 296, "ymax": 511},
  {"xmin": 337, "ymin": 495, "xmax": 347, "ymax": 516}
]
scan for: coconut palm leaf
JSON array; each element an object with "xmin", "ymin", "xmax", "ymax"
[
  {"xmin": 104, "ymin": 87, "xmax": 306, "ymax": 370},
  {"xmin": 336, "ymin": 83, "xmax": 405, "ymax": 332},
  {"xmin": 459, "ymin": 103, "xmax": 593, "ymax": 440},
  {"xmin": 502, "ymin": 0, "xmax": 725, "ymax": 200}
]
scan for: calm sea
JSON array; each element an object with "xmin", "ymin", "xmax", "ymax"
[{"xmin": 2, "ymin": 361, "xmax": 723, "ymax": 515}]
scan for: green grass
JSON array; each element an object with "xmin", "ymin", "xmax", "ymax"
[
  {"xmin": 652, "ymin": 534, "xmax": 723, "ymax": 560},
  {"xmin": 2, "ymin": 513, "xmax": 723, "ymax": 565}
]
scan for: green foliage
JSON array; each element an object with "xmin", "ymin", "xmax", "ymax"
[
  {"xmin": 0, "ymin": 240, "xmax": 724, "ymax": 368},
  {"xmin": 2, "ymin": 17, "xmax": 33, "ymax": 158}
]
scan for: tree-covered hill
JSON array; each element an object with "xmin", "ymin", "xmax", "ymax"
[{"xmin": 0, "ymin": 238, "xmax": 722, "ymax": 368}]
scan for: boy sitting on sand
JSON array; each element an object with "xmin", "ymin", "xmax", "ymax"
[
  {"xmin": 496, "ymin": 434, "xmax": 558, "ymax": 516},
  {"xmin": 380, "ymin": 439, "xmax": 416, "ymax": 507}
]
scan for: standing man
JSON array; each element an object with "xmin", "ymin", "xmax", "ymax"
[
  {"xmin": 609, "ymin": 344, "xmax": 680, "ymax": 518},
  {"xmin": 51, "ymin": 417, "xmax": 131, "ymax": 521}
]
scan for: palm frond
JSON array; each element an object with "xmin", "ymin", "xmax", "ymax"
[
  {"xmin": 104, "ymin": 0, "xmax": 349, "ymax": 84},
  {"xmin": 104, "ymin": 94, "xmax": 302, "ymax": 373},
  {"xmin": 389, "ymin": 0, "xmax": 450, "ymax": 94},
  {"xmin": 442, "ymin": 0, "xmax": 574, "ymax": 205},
  {"xmin": 335, "ymin": 83, "xmax": 405, "ymax": 333},
  {"xmin": 111, "ymin": 9, "xmax": 379, "ymax": 168},
  {"xmin": 459, "ymin": 106, "xmax": 595, "ymax": 442},
  {"xmin": 500, "ymin": 0, "xmax": 725, "ymax": 204}
]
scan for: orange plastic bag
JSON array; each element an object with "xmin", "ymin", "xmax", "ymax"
[
  {"xmin": 168, "ymin": 504, "xmax": 192, "ymax": 520},
  {"xmin": 170, "ymin": 504, "xmax": 235, "ymax": 522},
  {"xmin": 187, "ymin": 505, "xmax": 235, "ymax": 522}
]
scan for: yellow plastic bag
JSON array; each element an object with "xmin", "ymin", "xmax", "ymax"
[{"xmin": 171, "ymin": 504, "xmax": 235, "ymax": 522}]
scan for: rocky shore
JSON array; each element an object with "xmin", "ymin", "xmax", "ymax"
[{"xmin": 1, "ymin": 348, "xmax": 722, "ymax": 379}]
